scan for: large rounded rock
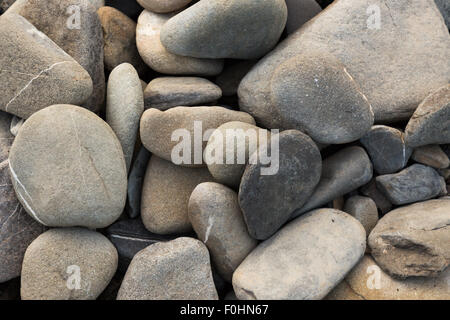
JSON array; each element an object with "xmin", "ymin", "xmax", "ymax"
[
  {"xmin": 137, "ymin": 0, "xmax": 191, "ymax": 13},
  {"xmin": 160, "ymin": 0, "xmax": 287, "ymax": 60},
  {"xmin": 368, "ymin": 199, "xmax": 450, "ymax": 278},
  {"xmin": 188, "ymin": 182, "xmax": 258, "ymax": 281},
  {"xmin": 21, "ymin": 228, "xmax": 118, "ymax": 300},
  {"xmin": 136, "ymin": 10, "xmax": 223, "ymax": 76},
  {"xmin": 140, "ymin": 106, "xmax": 255, "ymax": 166},
  {"xmin": 239, "ymin": 130, "xmax": 322, "ymax": 240},
  {"xmin": 117, "ymin": 237, "xmax": 218, "ymax": 300},
  {"xmin": 141, "ymin": 156, "xmax": 214, "ymax": 234},
  {"xmin": 9, "ymin": 105, "xmax": 127, "ymax": 228},
  {"xmin": 232, "ymin": 209, "xmax": 366, "ymax": 300}
]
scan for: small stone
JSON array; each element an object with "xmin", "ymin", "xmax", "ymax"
[
  {"xmin": 9, "ymin": 105, "xmax": 127, "ymax": 228},
  {"xmin": 188, "ymin": 182, "xmax": 258, "ymax": 281},
  {"xmin": 239, "ymin": 130, "xmax": 322, "ymax": 240},
  {"xmin": 106, "ymin": 63, "xmax": 144, "ymax": 172},
  {"xmin": 360, "ymin": 179, "xmax": 392, "ymax": 214},
  {"xmin": 98, "ymin": 6, "xmax": 148, "ymax": 75},
  {"xmin": 285, "ymin": 0, "xmax": 322, "ymax": 34},
  {"xmin": 9, "ymin": 116, "xmax": 23, "ymax": 137},
  {"xmin": 326, "ymin": 255, "xmax": 450, "ymax": 300},
  {"xmin": 343, "ymin": 196, "xmax": 378, "ymax": 236},
  {"xmin": 136, "ymin": 10, "xmax": 223, "ymax": 76},
  {"xmin": 412, "ymin": 145, "xmax": 450, "ymax": 169},
  {"xmin": 127, "ymin": 147, "xmax": 151, "ymax": 219},
  {"xmin": 376, "ymin": 164, "xmax": 446, "ymax": 205},
  {"xmin": 140, "ymin": 106, "xmax": 255, "ymax": 166},
  {"xmin": 405, "ymin": 84, "xmax": 450, "ymax": 147},
  {"xmin": 160, "ymin": 0, "xmax": 287, "ymax": 60},
  {"xmin": 293, "ymin": 146, "xmax": 373, "ymax": 218},
  {"xmin": 360, "ymin": 125, "xmax": 412, "ymax": 175},
  {"xmin": 141, "ymin": 156, "xmax": 214, "ymax": 234},
  {"xmin": 368, "ymin": 199, "xmax": 450, "ymax": 278},
  {"xmin": 215, "ymin": 60, "xmax": 256, "ymax": 97},
  {"xmin": 117, "ymin": 237, "xmax": 218, "ymax": 300},
  {"xmin": 144, "ymin": 77, "xmax": 222, "ymax": 110},
  {"xmin": 0, "ymin": 14, "xmax": 93, "ymax": 119},
  {"xmin": 137, "ymin": 0, "xmax": 191, "ymax": 13},
  {"xmin": 232, "ymin": 209, "xmax": 366, "ymax": 300},
  {"xmin": 21, "ymin": 228, "xmax": 117, "ymax": 300}
]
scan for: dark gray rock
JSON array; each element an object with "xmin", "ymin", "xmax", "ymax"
[
  {"xmin": 127, "ymin": 147, "xmax": 151, "ymax": 219},
  {"xmin": 0, "ymin": 112, "xmax": 14, "ymax": 163},
  {"xmin": 293, "ymin": 146, "xmax": 373, "ymax": 218},
  {"xmin": 360, "ymin": 179, "xmax": 392, "ymax": 215},
  {"xmin": 0, "ymin": 0, "xmax": 15, "ymax": 12},
  {"xmin": 360, "ymin": 125, "xmax": 412, "ymax": 175},
  {"xmin": 285, "ymin": 0, "xmax": 322, "ymax": 34},
  {"xmin": 412, "ymin": 145, "xmax": 450, "ymax": 169},
  {"xmin": 239, "ymin": 130, "xmax": 322, "ymax": 240},
  {"xmin": 160, "ymin": 0, "xmax": 287, "ymax": 59},
  {"xmin": 215, "ymin": 60, "xmax": 256, "ymax": 96},
  {"xmin": 435, "ymin": 0, "xmax": 450, "ymax": 28},
  {"xmin": 105, "ymin": 0, "xmax": 143, "ymax": 20},
  {"xmin": 376, "ymin": 164, "xmax": 447, "ymax": 205}
]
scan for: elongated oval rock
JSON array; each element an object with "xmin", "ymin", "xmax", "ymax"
[
  {"xmin": 106, "ymin": 63, "xmax": 144, "ymax": 172},
  {"xmin": 368, "ymin": 199, "xmax": 450, "ymax": 278},
  {"xmin": 0, "ymin": 14, "xmax": 93, "ymax": 119},
  {"xmin": 21, "ymin": 228, "xmax": 118, "ymax": 300},
  {"xmin": 412, "ymin": 145, "xmax": 450, "ymax": 169},
  {"xmin": 293, "ymin": 146, "xmax": 373, "ymax": 218},
  {"xmin": 9, "ymin": 105, "xmax": 127, "ymax": 228},
  {"xmin": 136, "ymin": 10, "xmax": 223, "ymax": 76},
  {"xmin": 239, "ymin": 130, "xmax": 322, "ymax": 240},
  {"xmin": 188, "ymin": 182, "xmax": 258, "ymax": 281},
  {"xmin": 232, "ymin": 209, "xmax": 366, "ymax": 300},
  {"xmin": 117, "ymin": 237, "xmax": 218, "ymax": 300},
  {"xmin": 140, "ymin": 106, "xmax": 255, "ymax": 166}
]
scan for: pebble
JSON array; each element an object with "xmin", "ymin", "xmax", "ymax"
[
  {"xmin": 360, "ymin": 125, "xmax": 412, "ymax": 175},
  {"xmin": 21, "ymin": 228, "xmax": 118, "ymax": 300},
  {"xmin": 126, "ymin": 147, "xmax": 151, "ymax": 218},
  {"xmin": 117, "ymin": 237, "xmax": 218, "ymax": 300},
  {"xmin": 285, "ymin": 0, "xmax": 322, "ymax": 34},
  {"xmin": 188, "ymin": 182, "xmax": 258, "ymax": 281},
  {"xmin": 144, "ymin": 77, "xmax": 222, "ymax": 110},
  {"xmin": 141, "ymin": 156, "xmax": 214, "ymax": 234},
  {"xmin": 106, "ymin": 63, "xmax": 144, "ymax": 172},
  {"xmin": 9, "ymin": 104, "xmax": 127, "ymax": 228},
  {"xmin": 293, "ymin": 146, "xmax": 373, "ymax": 218},
  {"xmin": 0, "ymin": 14, "xmax": 93, "ymax": 119},
  {"xmin": 232, "ymin": 209, "xmax": 366, "ymax": 300},
  {"xmin": 368, "ymin": 199, "xmax": 450, "ymax": 278},
  {"xmin": 137, "ymin": 0, "xmax": 192, "ymax": 13},
  {"xmin": 360, "ymin": 179, "xmax": 392, "ymax": 214},
  {"xmin": 136, "ymin": 10, "xmax": 224, "ymax": 76},
  {"xmin": 376, "ymin": 164, "xmax": 447, "ymax": 205},
  {"xmin": 160, "ymin": 0, "xmax": 287, "ymax": 59},
  {"xmin": 412, "ymin": 144, "xmax": 450, "ymax": 169},
  {"xmin": 239, "ymin": 130, "xmax": 322, "ymax": 240},
  {"xmin": 343, "ymin": 196, "xmax": 379, "ymax": 236}
]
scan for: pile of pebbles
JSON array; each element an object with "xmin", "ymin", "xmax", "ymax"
[{"xmin": 0, "ymin": 0, "xmax": 449, "ymax": 300}]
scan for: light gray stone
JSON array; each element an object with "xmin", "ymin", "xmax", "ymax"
[
  {"xmin": 343, "ymin": 196, "xmax": 378, "ymax": 236},
  {"xmin": 137, "ymin": 0, "xmax": 191, "ymax": 13}
]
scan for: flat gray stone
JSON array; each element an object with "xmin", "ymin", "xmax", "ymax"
[
  {"xmin": 343, "ymin": 195, "xmax": 378, "ymax": 236},
  {"xmin": 285, "ymin": 0, "xmax": 322, "ymax": 34},
  {"xmin": 160, "ymin": 0, "xmax": 287, "ymax": 59},
  {"xmin": 117, "ymin": 237, "xmax": 218, "ymax": 300},
  {"xmin": 127, "ymin": 147, "xmax": 151, "ymax": 218},
  {"xmin": 412, "ymin": 145, "xmax": 450, "ymax": 169},
  {"xmin": 376, "ymin": 164, "xmax": 446, "ymax": 205},
  {"xmin": 232, "ymin": 209, "xmax": 366, "ymax": 300},
  {"xmin": 9, "ymin": 105, "xmax": 127, "ymax": 228},
  {"xmin": 368, "ymin": 199, "xmax": 450, "ymax": 278}
]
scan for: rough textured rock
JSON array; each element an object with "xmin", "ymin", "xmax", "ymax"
[
  {"xmin": 360, "ymin": 126, "xmax": 412, "ymax": 175},
  {"xmin": 9, "ymin": 105, "xmax": 127, "ymax": 228},
  {"xmin": 188, "ymin": 182, "xmax": 258, "ymax": 281},
  {"xmin": 326, "ymin": 255, "xmax": 450, "ymax": 300},
  {"xmin": 343, "ymin": 196, "xmax": 378, "ymax": 236},
  {"xmin": 238, "ymin": 0, "xmax": 450, "ymax": 124},
  {"xmin": 368, "ymin": 199, "xmax": 450, "ymax": 278},
  {"xmin": 376, "ymin": 164, "xmax": 446, "ymax": 205},
  {"xmin": 360, "ymin": 179, "xmax": 392, "ymax": 214},
  {"xmin": 140, "ymin": 106, "xmax": 255, "ymax": 166},
  {"xmin": 239, "ymin": 130, "xmax": 322, "ymax": 240},
  {"xmin": 141, "ymin": 156, "xmax": 214, "ymax": 234},
  {"xmin": 435, "ymin": 0, "xmax": 450, "ymax": 28},
  {"xmin": 98, "ymin": 6, "xmax": 147, "ymax": 75},
  {"xmin": 232, "ymin": 209, "xmax": 366, "ymax": 300},
  {"xmin": 106, "ymin": 63, "xmax": 144, "ymax": 172},
  {"xmin": 412, "ymin": 145, "xmax": 450, "ymax": 169},
  {"xmin": 136, "ymin": 10, "xmax": 223, "ymax": 76},
  {"xmin": 144, "ymin": 77, "xmax": 222, "ymax": 110},
  {"xmin": 0, "ymin": 14, "xmax": 93, "ymax": 119},
  {"xmin": 161, "ymin": 0, "xmax": 287, "ymax": 59},
  {"xmin": 215, "ymin": 60, "xmax": 256, "ymax": 97},
  {"xmin": 7, "ymin": 0, "xmax": 105, "ymax": 113},
  {"xmin": 127, "ymin": 147, "xmax": 151, "ymax": 218},
  {"xmin": 137, "ymin": 0, "xmax": 191, "ymax": 13},
  {"xmin": 285, "ymin": 0, "xmax": 322, "ymax": 34},
  {"xmin": 405, "ymin": 84, "xmax": 450, "ymax": 147},
  {"xmin": 293, "ymin": 146, "xmax": 373, "ymax": 218},
  {"xmin": 21, "ymin": 228, "xmax": 117, "ymax": 300},
  {"xmin": 117, "ymin": 237, "xmax": 218, "ymax": 300}
]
